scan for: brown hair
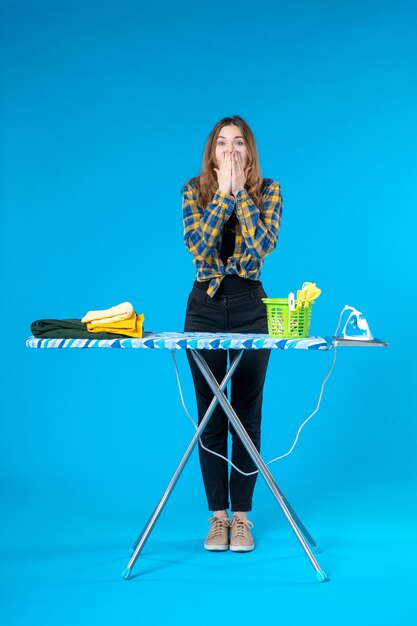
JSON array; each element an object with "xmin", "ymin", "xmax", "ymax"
[{"xmin": 181, "ymin": 115, "xmax": 264, "ymax": 210}]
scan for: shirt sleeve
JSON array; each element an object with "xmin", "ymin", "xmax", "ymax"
[
  {"xmin": 234, "ymin": 181, "xmax": 283, "ymax": 259},
  {"xmin": 182, "ymin": 184, "xmax": 235, "ymax": 260}
]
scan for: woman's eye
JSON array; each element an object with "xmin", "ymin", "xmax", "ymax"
[{"xmin": 217, "ymin": 141, "xmax": 244, "ymax": 146}]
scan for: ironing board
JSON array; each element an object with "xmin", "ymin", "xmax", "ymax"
[{"xmin": 25, "ymin": 331, "xmax": 388, "ymax": 583}]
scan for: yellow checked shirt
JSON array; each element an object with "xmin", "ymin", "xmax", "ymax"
[{"xmin": 182, "ymin": 177, "xmax": 283, "ymax": 297}]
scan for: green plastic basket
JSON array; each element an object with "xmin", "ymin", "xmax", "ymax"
[{"xmin": 262, "ymin": 297, "xmax": 314, "ymax": 338}]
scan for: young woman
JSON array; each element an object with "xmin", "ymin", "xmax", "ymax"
[{"xmin": 181, "ymin": 115, "xmax": 283, "ymax": 552}]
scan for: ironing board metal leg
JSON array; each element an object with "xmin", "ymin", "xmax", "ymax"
[
  {"xmin": 271, "ymin": 495, "xmax": 319, "ymax": 552},
  {"xmin": 122, "ymin": 349, "xmax": 244, "ymax": 580},
  {"xmin": 191, "ymin": 349, "xmax": 327, "ymax": 582}
]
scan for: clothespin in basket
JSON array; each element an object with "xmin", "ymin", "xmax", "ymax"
[{"xmin": 296, "ymin": 282, "xmax": 321, "ymax": 309}]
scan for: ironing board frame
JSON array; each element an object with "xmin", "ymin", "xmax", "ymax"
[
  {"xmin": 123, "ymin": 347, "xmax": 327, "ymax": 582},
  {"xmin": 25, "ymin": 331, "xmax": 388, "ymax": 583}
]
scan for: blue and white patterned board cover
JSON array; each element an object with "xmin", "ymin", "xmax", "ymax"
[{"xmin": 25, "ymin": 332, "xmax": 332, "ymax": 350}]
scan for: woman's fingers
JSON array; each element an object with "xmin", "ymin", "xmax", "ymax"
[
  {"xmin": 237, "ymin": 153, "xmax": 247, "ymax": 178},
  {"xmin": 225, "ymin": 151, "xmax": 231, "ymax": 174},
  {"xmin": 215, "ymin": 151, "xmax": 233, "ymax": 192},
  {"xmin": 232, "ymin": 151, "xmax": 241, "ymax": 174}
]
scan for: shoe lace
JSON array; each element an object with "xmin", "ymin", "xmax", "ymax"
[
  {"xmin": 230, "ymin": 516, "xmax": 254, "ymax": 537},
  {"xmin": 207, "ymin": 516, "xmax": 230, "ymax": 536}
]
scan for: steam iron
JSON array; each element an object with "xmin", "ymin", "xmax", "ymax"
[{"xmin": 339, "ymin": 305, "xmax": 374, "ymax": 341}]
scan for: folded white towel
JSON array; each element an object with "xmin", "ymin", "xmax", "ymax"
[{"xmin": 81, "ymin": 301, "xmax": 134, "ymax": 324}]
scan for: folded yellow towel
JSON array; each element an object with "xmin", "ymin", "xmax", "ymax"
[
  {"xmin": 81, "ymin": 301, "xmax": 134, "ymax": 324},
  {"xmin": 86, "ymin": 313, "xmax": 145, "ymax": 338},
  {"xmin": 87, "ymin": 313, "xmax": 137, "ymax": 330}
]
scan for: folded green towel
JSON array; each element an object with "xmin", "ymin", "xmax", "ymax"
[{"xmin": 30, "ymin": 318, "xmax": 130, "ymax": 339}]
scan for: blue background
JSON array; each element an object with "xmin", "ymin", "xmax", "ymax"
[{"xmin": 1, "ymin": 0, "xmax": 416, "ymax": 624}]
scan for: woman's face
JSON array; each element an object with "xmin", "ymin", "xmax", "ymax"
[{"xmin": 215, "ymin": 125, "xmax": 249, "ymax": 169}]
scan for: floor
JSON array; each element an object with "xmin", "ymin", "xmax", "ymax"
[{"xmin": 1, "ymin": 479, "xmax": 416, "ymax": 626}]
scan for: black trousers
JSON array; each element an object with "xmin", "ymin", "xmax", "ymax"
[{"xmin": 183, "ymin": 283, "xmax": 271, "ymax": 512}]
